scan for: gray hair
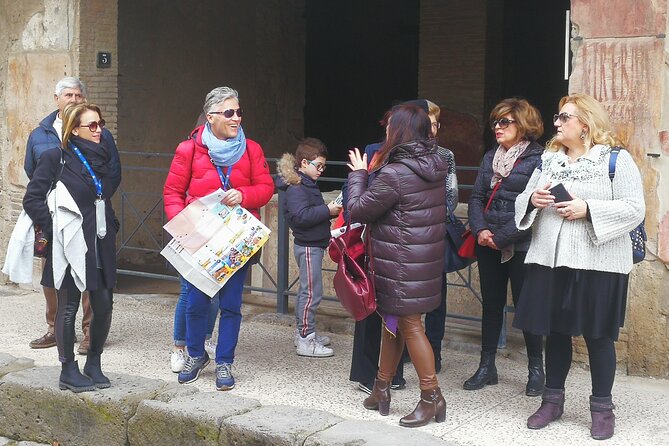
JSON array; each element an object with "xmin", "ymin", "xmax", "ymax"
[
  {"xmin": 203, "ymin": 87, "xmax": 239, "ymax": 114},
  {"xmin": 55, "ymin": 77, "xmax": 87, "ymax": 97}
]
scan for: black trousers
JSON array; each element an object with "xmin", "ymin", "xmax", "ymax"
[
  {"xmin": 545, "ymin": 332, "xmax": 616, "ymax": 397},
  {"xmin": 349, "ymin": 311, "xmax": 404, "ymax": 385},
  {"xmin": 475, "ymin": 245, "xmax": 542, "ymax": 357},
  {"xmin": 55, "ymin": 268, "xmax": 113, "ymax": 363},
  {"xmin": 425, "ymin": 274, "xmax": 447, "ymax": 354}
]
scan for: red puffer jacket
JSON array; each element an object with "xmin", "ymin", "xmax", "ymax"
[{"xmin": 163, "ymin": 126, "xmax": 274, "ymax": 221}]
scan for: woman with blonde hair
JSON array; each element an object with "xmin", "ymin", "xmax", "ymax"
[
  {"xmin": 23, "ymin": 103, "xmax": 118, "ymax": 392},
  {"xmin": 513, "ymin": 93, "xmax": 645, "ymax": 440}
]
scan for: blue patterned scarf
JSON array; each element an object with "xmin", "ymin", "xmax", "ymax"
[{"xmin": 201, "ymin": 122, "xmax": 247, "ymax": 167}]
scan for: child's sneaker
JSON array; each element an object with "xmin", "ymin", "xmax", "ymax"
[
  {"xmin": 294, "ymin": 329, "xmax": 331, "ymax": 347},
  {"xmin": 215, "ymin": 363, "xmax": 235, "ymax": 390},
  {"xmin": 170, "ymin": 349, "xmax": 187, "ymax": 373},
  {"xmin": 204, "ymin": 338, "xmax": 216, "ymax": 357},
  {"xmin": 296, "ymin": 332, "xmax": 334, "ymax": 357},
  {"xmin": 177, "ymin": 353, "xmax": 210, "ymax": 384}
]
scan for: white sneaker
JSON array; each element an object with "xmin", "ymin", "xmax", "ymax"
[
  {"xmin": 204, "ymin": 339, "xmax": 216, "ymax": 357},
  {"xmin": 294, "ymin": 329, "xmax": 331, "ymax": 347},
  {"xmin": 296, "ymin": 332, "xmax": 334, "ymax": 358},
  {"xmin": 170, "ymin": 349, "xmax": 187, "ymax": 373}
]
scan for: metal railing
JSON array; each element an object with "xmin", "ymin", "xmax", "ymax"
[{"xmin": 114, "ymin": 153, "xmax": 494, "ymax": 341}]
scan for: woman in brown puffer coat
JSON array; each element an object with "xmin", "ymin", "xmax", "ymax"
[{"xmin": 347, "ymin": 103, "xmax": 449, "ymax": 428}]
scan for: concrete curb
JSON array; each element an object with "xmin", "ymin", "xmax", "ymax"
[{"xmin": 0, "ymin": 353, "xmax": 451, "ymax": 446}]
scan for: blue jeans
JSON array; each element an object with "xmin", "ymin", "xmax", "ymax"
[
  {"xmin": 185, "ymin": 264, "xmax": 249, "ymax": 363},
  {"xmin": 173, "ymin": 277, "xmax": 219, "ymax": 346}
]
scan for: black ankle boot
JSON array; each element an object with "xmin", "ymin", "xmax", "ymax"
[
  {"xmin": 59, "ymin": 360, "xmax": 95, "ymax": 393},
  {"xmin": 526, "ymin": 355, "xmax": 545, "ymax": 396},
  {"xmin": 463, "ymin": 351, "xmax": 498, "ymax": 390},
  {"xmin": 84, "ymin": 354, "xmax": 111, "ymax": 389}
]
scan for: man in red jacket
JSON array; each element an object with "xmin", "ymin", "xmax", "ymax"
[{"xmin": 163, "ymin": 86, "xmax": 274, "ymax": 390}]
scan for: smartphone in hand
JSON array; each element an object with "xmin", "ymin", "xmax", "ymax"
[{"xmin": 549, "ymin": 183, "xmax": 572, "ymax": 203}]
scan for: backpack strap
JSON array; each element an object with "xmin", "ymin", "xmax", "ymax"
[{"xmin": 608, "ymin": 146, "xmax": 621, "ymax": 182}]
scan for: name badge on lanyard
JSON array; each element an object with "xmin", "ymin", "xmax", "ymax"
[{"xmin": 71, "ymin": 144, "xmax": 106, "ymax": 239}]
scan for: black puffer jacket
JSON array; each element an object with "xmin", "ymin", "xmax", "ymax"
[
  {"xmin": 468, "ymin": 141, "xmax": 544, "ymax": 251},
  {"xmin": 347, "ymin": 140, "xmax": 448, "ymax": 316}
]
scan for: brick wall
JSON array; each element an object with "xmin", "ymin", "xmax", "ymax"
[
  {"xmin": 418, "ymin": 0, "xmax": 487, "ymax": 119},
  {"xmin": 78, "ymin": 1, "xmax": 118, "ymax": 136}
]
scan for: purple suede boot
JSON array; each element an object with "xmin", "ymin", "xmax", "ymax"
[
  {"xmin": 590, "ymin": 395, "xmax": 615, "ymax": 440},
  {"xmin": 527, "ymin": 387, "xmax": 565, "ymax": 429}
]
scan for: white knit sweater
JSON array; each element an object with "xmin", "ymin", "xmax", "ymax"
[{"xmin": 515, "ymin": 144, "xmax": 645, "ymax": 274}]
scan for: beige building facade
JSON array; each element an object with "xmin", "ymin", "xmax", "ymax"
[{"xmin": 0, "ymin": 0, "xmax": 667, "ymax": 377}]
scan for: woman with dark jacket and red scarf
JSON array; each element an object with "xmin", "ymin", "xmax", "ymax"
[
  {"xmin": 163, "ymin": 86, "xmax": 274, "ymax": 391},
  {"xmin": 463, "ymin": 98, "xmax": 545, "ymax": 395},
  {"xmin": 347, "ymin": 104, "xmax": 448, "ymax": 428}
]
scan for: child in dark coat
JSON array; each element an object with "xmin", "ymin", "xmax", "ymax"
[{"xmin": 275, "ymin": 138, "xmax": 341, "ymax": 357}]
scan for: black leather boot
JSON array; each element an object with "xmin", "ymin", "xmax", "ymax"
[
  {"xmin": 363, "ymin": 379, "xmax": 391, "ymax": 416},
  {"xmin": 463, "ymin": 351, "xmax": 498, "ymax": 390},
  {"xmin": 59, "ymin": 360, "xmax": 95, "ymax": 393},
  {"xmin": 399, "ymin": 387, "xmax": 447, "ymax": 428},
  {"xmin": 84, "ymin": 354, "xmax": 111, "ymax": 389},
  {"xmin": 525, "ymin": 355, "xmax": 545, "ymax": 396}
]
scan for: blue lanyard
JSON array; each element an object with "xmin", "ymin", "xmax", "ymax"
[
  {"xmin": 215, "ymin": 165, "xmax": 233, "ymax": 191},
  {"xmin": 70, "ymin": 144, "xmax": 103, "ymax": 198}
]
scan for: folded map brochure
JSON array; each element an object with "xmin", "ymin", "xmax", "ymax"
[{"xmin": 161, "ymin": 188, "xmax": 271, "ymax": 297}]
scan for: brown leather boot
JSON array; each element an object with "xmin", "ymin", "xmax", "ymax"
[
  {"xmin": 399, "ymin": 387, "xmax": 446, "ymax": 428},
  {"xmin": 527, "ymin": 387, "xmax": 565, "ymax": 429},
  {"xmin": 363, "ymin": 379, "xmax": 391, "ymax": 416},
  {"xmin": 590, "ymin": 395, "xmax": 615, "ymax": 440}
]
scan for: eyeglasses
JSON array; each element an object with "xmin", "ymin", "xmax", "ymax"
[
  {"xmin": 553, "ymin": 112, "xmax": 579, "ymax": 123},
  {"xmin": 307, "ymin": 160, "xmax": 326, "ymax": 172},
  {"xmin": 78, "ymin": 119, "xmax": 105, "ymax": 132},
  {"xmin": 209, "ymin": 108, "xmax": 243, "ymax": 119},
  {"xmin": 491, "ymin": 118, "xmax": 516, "ymax": 129}
]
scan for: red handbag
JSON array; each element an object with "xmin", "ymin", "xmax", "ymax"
[
  {"xmin": 328, "ymin": 224, "xmax": 365, "ymax": 264},
  {"xmin": 457, "ymin": 229, "xmax": 477, "ymax": 259},
  {"xmin": 330, "ymin": 222, "xmax": 376, "ymax": 321}
]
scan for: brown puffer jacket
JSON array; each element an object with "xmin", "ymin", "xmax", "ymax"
[{"xmin": 347, "ymin": 139, "xmax": 448, "ymax": 316}]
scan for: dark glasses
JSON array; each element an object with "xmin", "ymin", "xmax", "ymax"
[
  {"xmin": 491, "ymin": 118, "xmax": 516, "ymax": 130},
  {"xmin": 553, "ymin": 112, "xmax": 579, "ymax": 123},
  {"xmin": 209, "ymin": 108, "xmax": 243, "ymax": 119},
  {"xmin": 79, "ymin": 119, "xmax": 105, "ymax": 132}
]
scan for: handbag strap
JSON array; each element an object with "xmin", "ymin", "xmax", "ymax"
[{"xmin": 484, "ymin": 158, "xmax": 522, "ymax": 213}]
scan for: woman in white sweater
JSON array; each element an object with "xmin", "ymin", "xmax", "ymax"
[{"xmin": 513, "ymin": 93, "xmax": 645, "ymax": 441}]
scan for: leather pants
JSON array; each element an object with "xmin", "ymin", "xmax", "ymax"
[
  {"xmin": 377, "ymin": 313, "xmax": 438, "ymax": 391},
  {"xmin": 55, "ymin": 270, "xmax": 113, "ymax": 363}
]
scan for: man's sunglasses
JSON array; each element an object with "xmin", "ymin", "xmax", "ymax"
[
  {"xmin": 79, "ymin": 119, "xmax": 106, "ymax": 132},
  {"xmin": 553, "ymin": 112, "xmax": 579, "ymax": 123},
  {"xmin": 490, "ymin": 118, "xmax": 516, "ymax": 130},
  {"xmin": 209, "ymin": 108, "xmax": 243, "ymax": 119}
]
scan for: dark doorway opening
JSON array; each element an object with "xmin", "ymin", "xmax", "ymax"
[
  {"xmin": 484, "ymin": 0, "xmax": 571, "ymax": 149},
  {"xmin": 304, "ymin": 1, "xmax": 420, "ymax": 187}
]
